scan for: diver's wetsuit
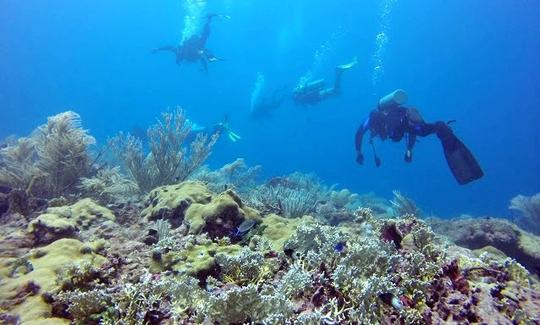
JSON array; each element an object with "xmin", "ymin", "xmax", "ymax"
[
  {"xmin": 355, "ymin": 104, "xmax": 484, "ymax": 185},
  {"xmin": 355, "ymin": 105, "xmax": 451, "ymax": 163},
  {"xmin": 293, "ymin": 67, "xmax": 346, "ymax": 105},
  {"xmin": 153, "ymin": 15, "xmax": 221, "ymax": 70}
]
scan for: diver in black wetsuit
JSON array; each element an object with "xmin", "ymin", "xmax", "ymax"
[
  {"xmin": 293, "ymin": 58, "xmax": 357, "ymax": 106},
  {"xmin": 355, "ymin": 89, "xmax": 484, "ymax": 185},
  {"xmin": 152, "ymin": 14, "xmax": 226, "ymax": 71}
]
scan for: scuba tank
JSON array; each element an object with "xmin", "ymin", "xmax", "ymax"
[{"xmin": 378, "ymin": 89, "xmax": 408, "ymax": 111}]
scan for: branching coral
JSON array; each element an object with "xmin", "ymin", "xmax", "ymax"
[
  {"xmin": 110, "ymin": 108, "xmax": 219, "ymax": 193},
  {"xmin": 278, "ymin": 260, "xmax": 313, "ymax": 297},
  {"xmin": 509, "ymin": 193, "xmax": 540, "ymax": 234},
  {"xmin": 0, "ymin": 111, "xmax": 95, "ymax": 198},
  {"xmin": 55, "ymin": 288, "xmax": 111, "ymax": 324},
  {"xmin": 201, "ymin": 284, "xmax": 293, "ymax": 324},
  {"xmin": 284, "ymin": 222, "xmax": 346, "ymax": 269},
  {"xmin": 216, "ymin": 248, "xmax": 275, "ymax": 286}
]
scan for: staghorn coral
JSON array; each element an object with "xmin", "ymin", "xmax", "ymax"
[
  {"xmin": 216, "ymin": 248, "xmax": 276, "ymax": 286},
  {"xmin": 509, "ymin": 193, "xmax": 540, "ymax": 235},
  {"xmin": 278, "ymin": 260, "xmax": 313, "ymax": 297},
  {"xmin": 0, "ymin": 111, "xmax": 95, "ymax": 198},
  {"xmin": 110, "ymin": 108, "xmax": 219, "ymax": 193},
  {"xmin": 284, "ymin": 222, "xmax": 346, "ymax": 269},
  {"xmin": 201, "ymin": 284, "xmax": 294, "ymax": 324},
  {"xmin": 54, "ymin": 287, "xmax": 111, "ymax": 324}
]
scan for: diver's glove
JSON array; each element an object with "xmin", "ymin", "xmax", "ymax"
[
  {"xmin": 404, "ymin": 150, "xmax": 413, "ymax": 163},
  {"xmin": 356, "ymin": 152, "xmax": 364, "ymax": 165}
]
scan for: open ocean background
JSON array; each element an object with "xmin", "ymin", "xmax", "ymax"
[{"xmin": 1, "ymin": 0, "xmax": 539, "ymax": 218}]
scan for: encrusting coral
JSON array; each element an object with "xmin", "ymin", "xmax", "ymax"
[
  {"xmin": 28, "ymin": 198, "xmax": 115, "ymax": 245},
  {"xmin": 0, "ymin": 238, "xmax": 108, "ymax": 324}
]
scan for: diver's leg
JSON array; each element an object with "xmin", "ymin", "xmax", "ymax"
[
  {"xmin": 332, "ymin": 68, "xmax": 344, "ymax": 94},
  {"xmin": 413, "ymin": 121, "xmax": 445, "ymax": 137},
  {"xmin": 332, "ymin": 57, "xmax": 358, "ymax": 94},
  {"xmin": 200, "ymin": 16, "xmax": 214, "ymax": 45}
]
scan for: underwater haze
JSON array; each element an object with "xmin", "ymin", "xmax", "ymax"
[
  {"xmin": 3, "ymin": 1, "xmax": 540, "ymax": 324},
  {"xmin": 1, "ymin": 0, "xmax": 539, "ymax": 216}
]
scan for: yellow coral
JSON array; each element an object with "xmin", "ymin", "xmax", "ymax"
[{"xmin": 0, "ymin": 238, "xmax": 107, "ymax": 323}]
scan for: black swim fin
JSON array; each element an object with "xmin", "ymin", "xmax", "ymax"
[{"xmin": 440, "ymin": 133, "xmax": 484, "ymax": 185}]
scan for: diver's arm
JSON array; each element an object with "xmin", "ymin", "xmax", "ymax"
[{"xmin": 355, "ymin": 117, "xmax": 370, "ymax": 164}]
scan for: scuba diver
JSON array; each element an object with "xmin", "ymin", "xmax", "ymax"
[
  {"xmin": 152, "ymin": 14, "xmax": 228, "ymax": 71},
  {"xmin": 189, "ymin": 116, "xmax": 241, "ymax": 143},
  {"xmin": 293, "ymin": 57, "xmax": 358, "ymax": 106},
  {"xmin": 250, "ymin": 87, "xmax": 288, "ymax": 118},
  {"xmin": 355, "ymin": 89, "xmax": 484, "ymax": 185}
]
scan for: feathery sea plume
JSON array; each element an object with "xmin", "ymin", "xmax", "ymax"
[{"xmin": 110, "ymin": 108, "xmax": 219, "ymax": 193}]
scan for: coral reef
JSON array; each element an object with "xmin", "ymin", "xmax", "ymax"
[
  {"xmin": 390, "ymin": 190, "xmax": 421, "ymax": 217},
  {"xmin": 28, "ymin": 198, "xmax": 115, "ymax": 245},
  {"xmin": 1, "ymin": 114, "xmax": 539, "ymax": 324},
  {"xmin": 247, "ymin": 172, "xmax": 326, "ymax": 218},
  {"xmin": 78, "ymin": 166, "xmax": 139, "ymax": 205},
  {"xmin": 191, "ymin": 158, "xmax": 262, "ymax": 195},
  {"xmin": 429, "ymin": 216, "xmax": 540, "ymax": 276},
  {"xmin": 509, "ymin": 192, "xmax": 540, "ymax": 235},
  {"xmin": 110, "ymin": 108, "xmax": 219, "ymax": 193},
  {"xmin": 0, "ymin": 238, "xmax": 108, "ymax": 323},
  {"xmin": 0, "ymin": 111, "xmax": 95, "ymax": 198},
  {"xmin": 141, "ymin": 181, "xmax": 261, "ymax": 239}
]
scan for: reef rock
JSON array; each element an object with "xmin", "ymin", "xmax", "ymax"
[
  {"xmin": 28, "ymin": 198, "xmax": 115, "ymax": 245},
  {"xmin": 429, "ymin": 216, "xmax": 540, "ymax": 275}
]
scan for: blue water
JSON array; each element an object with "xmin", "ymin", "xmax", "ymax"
[{"xmin": 1, "ymin": 0, "xmax": 539, "ymax": 217}]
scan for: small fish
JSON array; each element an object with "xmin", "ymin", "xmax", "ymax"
[
  {"xmin": 334, "ymin": 241, "xmax": 346, "ymax": 253},
  {"xmin": 231, "ymin": 219, "xmax": 257, "ymax": 238}
]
